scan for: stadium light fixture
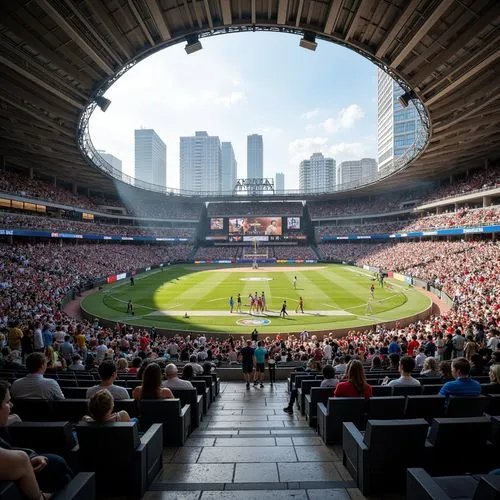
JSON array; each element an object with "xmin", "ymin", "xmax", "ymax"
[
  {"xmin": 398, "ymin": 91, "xmax": 416, "ymax": 108},
  {"xmin": 299, "ymin": 31, "xmax": 317, "ymax": 51},
  {"xmin": 95, "ymin": 96, "xmax": 111, "ymax": 112},
  {"xmin": 185, "ymin": 34, "xmax": 202, "ymax": 54}
]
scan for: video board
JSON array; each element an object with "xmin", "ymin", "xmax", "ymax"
[{"xmin": 229, "ymin": 217, "xmax": 282, "ymax": 236}]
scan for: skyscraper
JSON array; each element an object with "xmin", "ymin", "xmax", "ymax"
[
  {"xmin": 275, "ymin": 172, "xmax": 285, "ymax": 194},
  {"xmin": 98, "ymin": 151, "xmax": 122, "ymax": 178},
  {"xmin": 221, "ymin": 142, "xmax": 237, "ymax": 193},
  {"xmin": 299, "ymin": 153, "xmax": 335, "ymax": 194},
  {"xmin": 134, "ymin": 129, "xmax": 166, "ymax": 187},
  {"xmin": 337, "ymin": 158, "xmax": 377, "ymax": 187},
  {"xmin": 247, "ymin": 134, "xmax": 263, "ymax": 179},
  {"xmin": 377, "ymin": 69, "xmax": 421, "ymax": 174},
  {"xmin": 180, "ymin": 131, "xmax": 221, "ymax": 194}
]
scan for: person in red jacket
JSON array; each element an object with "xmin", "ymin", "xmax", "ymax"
[{"xmin": 334, "ymin": 359, "xmax": 373, "ymax": 398}]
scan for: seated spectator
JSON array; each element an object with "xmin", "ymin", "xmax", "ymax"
[
  {"xmin": 414, "ymin": 348, "xmax": 427, "ymax": 369},
  {"xmin": 128, "ymin": 356, "xmax": 142, "ymax": 375},
  {"xmin": 132, "ymin": 363, "xmax": 174, "ymax": 400},
  {"xmin": 387, "ymin": 353, "xmax": 400, "ymax": 371},
  {"xmin": 439, "ymin": 360, "xmax": 454, "ymax": 382},
  {"xmin": 86, "ymin": 360, "xmax": 129, "ymax": 401},
  {"xmin": 334, "ymin": 360, "xmax": 373, "ymax": 398},
  {"xmin": 385, "ymin": 356, "xmax": 421, "ymax": 387},
  {"xmin": 82, "ymin": 389, "xmax": 131, "ymax": 423},
  {"xmin": 439, "ymin": 357, "xmax": 481, "ymax": 397},
  {"xmin": 420, "ymin": 357, "xmax": 441, "ymax": 377},
  {"xmin": 469, "ymin": 353, "xmax": 486, "ymax": 376},
  {"xmin": 182, "ymin": 364, "xmax": 194, "ymax": 381},
  {"xmin": 162, "ymin": 363, "xmax": 193, "ymax": 389},
  {"xmin": 370, "ymin": 356, "xmax": 382, "ymax": 371},
  {"xmin": 68, "ymin": 354, "xmax": 85, "ymax": 371},
  {"xmin": 11, "ymin": 352, "xmax": 64, "ymax": 400},
  {"xmin": 334, "ymin": 356, "xmax": 347, "ymax": 376},
  {"xmin": 185, "ymin": 355, "xmax": 203, "ymax": 375},
  {"xmin": 486, "ymin": 364, "xmax": 500, "ymax": 393},
  {"xmin": 0, "ymin": 380, "xmax": 74, "ymax": 498},
  {"xmin": 0, "ymin": 347, "xmax": 24, "ymax": 370},
  {"xmin": 116, "ymin": 358, "xmax": 129, "ymax": 374}
]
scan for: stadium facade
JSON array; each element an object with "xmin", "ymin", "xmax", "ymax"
[
  {"xmin": 134, "ymin": 129, "xmax": 167, "ymax": 188},
  {"xmin": 299, "ymin": 153, "xmax": 336, "ymax": 194}
]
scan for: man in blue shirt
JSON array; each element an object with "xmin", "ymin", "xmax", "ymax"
[
  {"xmin": 388, "ymin": 336, "xmax": 401, "ymax": 355},
  {"xmin": 439, "ymin": 357, "xmax": 481, "ymax": 397},
  {"xmin": 253, "ymin": 341, "xmax": 268, "ymax": 388}
]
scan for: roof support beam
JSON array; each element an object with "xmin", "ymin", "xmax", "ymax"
[
  {"xmin": 323, "ymin": 0, "xmax": 343, "ymax": 35},
  {"xmin": 144, "ymin": 0, "xmax": 171, "ymax": 40},
  {"xmin": 36, "ymin": 0, "xmax": 113, "ymax": 75},
  {"xmin": 127, "ymin": 0, "xmax": 156, "ymax": 47},
  {"xmin": 220, "ymin": 0, "xmax": 232, "ymax": 25},
  {"xmin": 0, "ymin": 55, "xmax": 84, "ymax": 109},
  {"xmin": 277, "ymin": 0, "xmax": 288, "ymax": 25},
  {"xmin": 390, "ymin": 0, "xmax": 454, "ymax": 69},
  {"xmin": 345, "ymin": 0, "xmax": 369, "ymax": 41},
  {"xmin": 251, "ymin": 0, "xmax": 256, "ymax": 24},
  {"xmin": 375, "ymin": 0, "xmax": 420, "ymax": 59},
  {"xmin": 295, "ymin": 0, "xmax": 304, "ymax": 27},
  {"xmin": 85, "ymin": 1, "xmax": 133, "ymax": 59},
  {"xmin": 425, "ymin": 48, "xmax": 500, "ymax": 107},
  {"xmin": 203, "ymin": 0, "xmax": 214, "ymax": 28}
]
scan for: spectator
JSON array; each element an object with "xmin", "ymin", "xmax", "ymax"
[
  {"xmin": 486, "ymin": 364, "xmax": 500, "ymax": 394},
  {"xmin": 439, "ymin": 357, "xmax": 481, "ymax": 397},
  {"xmin": 10, "ymin": 352, "xmax": 64, "ymax": 400},
  {"xmin": 128, "ymin": 357, "xmax": 142, "ymax": 375},
  {"xmin": 420, "ymin": 357, "xmax": 440, "ymax": 377},
  {"xmin": 82, "ymin": 389, "xmax": 131, "ymax": 423},
  {"xmin": 132, "ymin": 362, "xmax": 173, "ymax": 400},
  {"xmin": 334, "ymin": 360, "xmax": 373, "ymax": 398},
  {"xmin": 116, "ymin": 358, "xmax": 129, "ymax": 374},
  {"xmin": 414, "ymin": 347, "xmax": 427, "ymax": 369},
  {"xmin": 386, "ymin": 356, "xmax": 421, "ymax": 387},
  {"xmin": 162, "ymin": 363, "xmax": 193, "ymax": 389},
  {"xmin": 86, "ymin": 360, "xmax": 129, "ymax": 401},
  {"xmin": 68, "ymin": 354, "xmax": 85, "ymax": 371}
]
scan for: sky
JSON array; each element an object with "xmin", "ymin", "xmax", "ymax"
[{"xmin": 89, "ymin": 31, "xmax": 378, "ymax": 191}]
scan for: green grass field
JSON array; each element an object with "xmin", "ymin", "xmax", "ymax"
[{"xmin": 81, "ymin": 264, "xmax": 431, "ymax": 334}]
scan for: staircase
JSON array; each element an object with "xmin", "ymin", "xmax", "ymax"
[{"xmin": 144, "ymin": 381, "xmax": 362, "ymax": 499}]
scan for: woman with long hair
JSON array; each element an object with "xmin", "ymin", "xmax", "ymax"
[
  {"xmin": 82, "ymin": 389, "xmax": 131, "ymax": 423},
  {"xmin": 420, "ymin": 356, "xmax": 440, "ymax": 377},
  {"xmin": 132, "ymin": 362, "xmax": 173, "ymax": 400},
  {"xmin": 334, "ymin": 360, "xmax": 373, "ymax": 398}
]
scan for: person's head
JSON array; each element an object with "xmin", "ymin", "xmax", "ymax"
[
  {"xmin": 322, "ymin": 364, "xmax": 335, "ymax": 380},
  {"xmin": 26, "ymin": 352, "xmax": 47, "ymax": 374},
  {"xmin": 141, "ymin": 363, "xmax": 162, "ymax": 399},
  {"xmin": 64, "ymin": 335, "xmax": 70, "ymax": 342},
  {"xmin": 489, "ymin": 364, "xmax": 500, "ymax": 384},
  {"xmin": 87, "ymin": 389, "xmax": 114, "ymax": 422},
  {"xmin": 451, "ymin": 357, "xmax": 471, "ymax": 378},
  {"xmin": 371, "ymin": 356, "xmax": 382, "ymax": 368},
  {"xmin": 439, "ymin": 360, "xmax": 452, "ymax": 378},
  {"xmin": 132, "ymin": 357, "xmax": 142, "ymax": 369},
  {"xmin": 165, "ymin": 363, "xmax": 178, "ymax": 379},
  {"xmin": 423, "ymin": 356, "xmax": 438, "ymax": 372},
  {"xmin": 345, "ymin": 360, "xmax": 368, "ymax": 394},
  {"xmin": 399, "ymin": 356, "xmax": 415, "ymax": 374},
  {"xmin": 71, "ymin": 354, "xmax": 81, "ymax": 364},
  {"xmin": 182, "ymin": 364, "xmax": 194, "ymax": 380},
  {"xmin": 0, "ymin": 380, "xmax": 12, "ymax": 426},
  {"xmin": 470, "ymin": 353, "xmax": 483, "ymax": 367},
  {"xmin": 189, "ymin": 355, "xmax": 198, "ymax": 363},
  {"xmin": 98, "ymin": 360, "xmax": 117, "ymax": 382},
  {"xmin": 116, "ymin": 358, "xmax": 128, "ymax": 372},
  {"xmin": 389, "ymin": 353, "xmax": 400, "ymax": 368}
]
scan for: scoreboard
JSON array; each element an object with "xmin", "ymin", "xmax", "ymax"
[{"xmin": 206, "ymin": 216, "xmax": 304, "ymax": 241}]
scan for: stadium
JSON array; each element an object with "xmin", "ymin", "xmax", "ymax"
[{"xmin": 0, "ymin": 1, "xmax": 499, "ymax": 499}]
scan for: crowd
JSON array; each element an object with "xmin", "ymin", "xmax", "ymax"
[
  {"xmin": 0, "ymin": 212, "xmax": 196, "ymax": 239},
  {"xmin": 193, "ymin": 245, "xmax": 318, "ymax": 260},
  {"xmin": 207, "ymin": 202, "xmax": 303, "ymax": 217}
]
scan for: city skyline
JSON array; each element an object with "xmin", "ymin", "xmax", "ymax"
[
  {"xmin": 89, "ymin": 31, "xmax": 378, "ymax": 191},
  {"xmin": 299, "ymin": 152, "xmax": 336, "ymax": 194},
  {"xmin": 134, "ymin": 129, "xmax": 166, "ymax": 187}
]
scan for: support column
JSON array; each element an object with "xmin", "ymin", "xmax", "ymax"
[
  {"xmin": 29, "ymin": 167, "xmax": 34, "ymax": 179},
  {"xmin": 485, "ymin": 158, "xmax": 490, "ymax": 169},
  {"xmin": 72, "ymin": 183, "xmax": 78, "ymax": 195},
  {"xmin": 436, "ymin": 206, "xmax": 442, "ymax": 214},
  {"xmin": 53, "ymin": 176, "xmax": 57, "ymax": 187},
  {"xmin": 483, "ymin": 196, "xmax": 492, "ymax": 207}
]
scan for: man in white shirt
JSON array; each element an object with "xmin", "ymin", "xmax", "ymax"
[
  {"xmin": 11, "ymin": 352, "xmax": 65, "ymax": 400},
  {"xmin": 162, "ymin": 364, "xmax": 193, "ymax": 389},
  {"xmin": 414, "ymin": 348, "xmax": 427, "ymax": 369},
  {"xmin": 323, "ymin": 342, "xmax": 332, "ymax": 361},
  {"xmin": 33, "ymin": 323, "xmax": 44, "ymax": 352},
  {"xmin": 386, "ymin": 356, "xmax": 421, "ymax": 387},
  {"xmin": 186, "ymin": 355, "xmax": 203, "ymax": 375},
  {"xmin": 86, "ymin": 360, "xmax": 129, "ymax": 400},
  {"xmin": 487, "ymin": 329, "xmax": 499, "ymax": 351}
]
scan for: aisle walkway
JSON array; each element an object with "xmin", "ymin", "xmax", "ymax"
[{"xmin": 144, "ymin": 381, "xmax": 373, "ymax": 500}]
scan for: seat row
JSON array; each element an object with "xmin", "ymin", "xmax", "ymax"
[
  {"xmin": 342, "ymin": 416, "xmax": 500, "ymax": 495},
  {"xmin": 316, "ymin": 394, "xmax": 500, "ymax": 444}
]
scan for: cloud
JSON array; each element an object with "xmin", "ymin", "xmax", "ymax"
[
  {"xmin": 301, "ymin": 109, "xmax": 319, "ymax": 120},
  {"xmin": 323, "ymin": 104, "xmax": 365, "ymax": 133},
  {"xmin": 214, "ymin": 91, "xmax": 246, "ymax": 107}
]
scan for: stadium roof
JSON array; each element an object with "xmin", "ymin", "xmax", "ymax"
[{"xmin": 0, "ymin": 0, "xmax": 499, "ymax": 198}]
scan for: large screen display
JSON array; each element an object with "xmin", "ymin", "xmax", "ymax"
[
  {"xmin": 210, "ymin": 217, "xmax": 224, "ymax": 231},
  {"xmin": 229, "ymin": 217, "xmax": 283, "ymax": 236},
  {"xmin": 287, "ymin": 217, "xmax": 300, "ymax": 230}
]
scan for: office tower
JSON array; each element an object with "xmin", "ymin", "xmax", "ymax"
[
  {"xmin": 299, "ymin": 153, "xmax": 335, "ymax": 193},
  {"xmin": 247, "ymin": 134, "xmax": 263, "ymax": 178},
  {"xmin": 337, "ymin": 158, "xmax": 377, "ymax": 187},
  {"xmin": 134, "ymin": 129, "xmax": 166, "ymax": 187},
  {"xmin": 180, "ymin": 131, "xmax": 221, "ymax": 193},
  {"xmin": 221, "ymin": 142, "xmax": 237, "ymax": 193},
  {"xmin": 98, "ymin": 151, "xmax": 122, "ymax": 177},
  {"xmin": 275, "ymin": 172, "xmax": 285, "ymax": 194},
  {"xmin": 377, "ymin": 68, "xmax": 421, "ymax": 174}
]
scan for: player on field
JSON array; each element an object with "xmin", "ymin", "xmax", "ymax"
[
  {"xmin": 370, "ymin": 283, "xmax": 375, "ymax": 298},
  {"xmin": 261, "ymin": 291, "xmax": 266, "ymax": 311},
  {"xmin": 366, "ymin": 295, "xmax": 373, "ymax": 314},
  {"xmin": 293, "ymin": 276, "xmax": 297, "ymax": 289},
  {"xmin": 257, "ymin": 295, "xmax": 263, "ymax": 314},
  {"xmin": 236, "ymin": 293, "xmax": 242, "ymax": 313},
  {"xmin": 127, "ymin": 300, "xmax": 134, "ymax": 315},
  {"xmin": 295, "ymin": 296, "xmax": 304, "ymax": 314},
  {"xmin": 280, "ymin": 300, "xmax": 289, "ymax": 318},
  {"xmin": 229, "ymin": 296, "xmax": 234, "ymax": 313}
]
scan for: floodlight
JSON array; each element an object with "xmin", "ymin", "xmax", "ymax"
[
  {"xmin": 185, "ymin": 34, "xmax": 202, "ymax": 54},
  {"xmin": 299, "ymin": 32, "xmax": 317, "ymax": 51},
  {"xmin": 95, "ymin": 96, "xmax": 111, "ymax": 112}
]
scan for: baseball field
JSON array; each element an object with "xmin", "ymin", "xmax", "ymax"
[{"xmin": 81, "ymin": 263, "xmax": 431, "ymax": 334}]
